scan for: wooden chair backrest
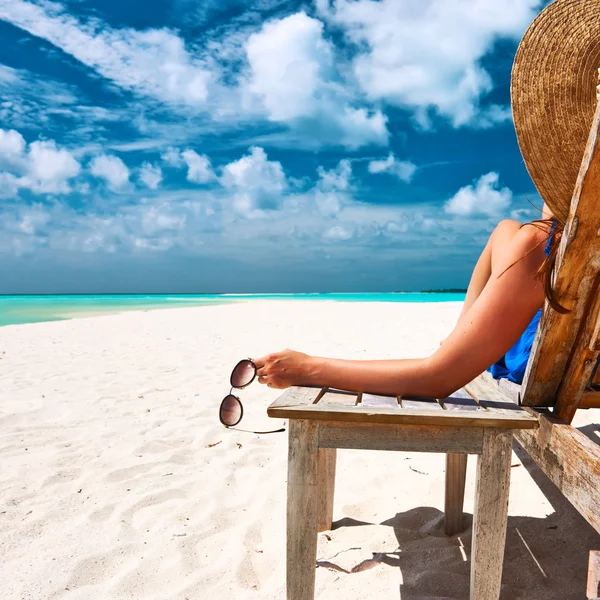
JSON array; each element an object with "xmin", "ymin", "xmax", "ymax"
[{"xmin": 521, "ymin": 100, "xmax": 600, "ymax": 423}]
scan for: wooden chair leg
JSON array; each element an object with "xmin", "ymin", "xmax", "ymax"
[
  {"xmin": 588, "ymin": 551, "xmax": 600, "ymax": 600},
  {"xmin": 287, "ymin": 420, "xmax": 320, "ymax": 600},
  {"xmin": 444, "ymin": 453, "xmax": 468, "ymax": 535},
  {"xmin": 317, "ymin": 448, "xmax": 337, "ymax": 532},
  {"xmin": 470, "ymin": 430, "xmax": 512, "ymax": 600}
]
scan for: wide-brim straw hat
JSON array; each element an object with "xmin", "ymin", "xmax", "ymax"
[{"xmin": 511, "ymin": 0, "xmax": 600, "ymax": 224}]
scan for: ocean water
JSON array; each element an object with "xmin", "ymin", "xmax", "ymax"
[{"xmin": 0, "ymin": 293, "xmax": 466, "ymax": 327}]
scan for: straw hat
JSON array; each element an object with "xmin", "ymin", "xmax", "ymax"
[{"xmin": 511, "ymin": 0, "xmax": 600, "ymax": 224}]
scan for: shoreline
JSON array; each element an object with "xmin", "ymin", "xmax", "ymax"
[{"xmin": 0, "ymin": 296, "xmax": 466, "ymax": 329}]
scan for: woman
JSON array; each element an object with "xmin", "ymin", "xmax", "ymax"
[
  {"xmin": 253, "ymin": 0, "xmax": 600, "ymax": 399},
  {"xmin": 253, "ymin": 212, "xmax": 556, "ymax": 398}
]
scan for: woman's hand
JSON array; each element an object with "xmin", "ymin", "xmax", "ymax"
[{"xmin": 254, "ymin": 349, "xmax": 314, "ymax": 389}]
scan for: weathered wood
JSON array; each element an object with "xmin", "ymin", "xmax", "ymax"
[
  {"xmin": 581, "ymin": 390, "xmax": 600, "ymax": 408},
  {"xmin": 514, "ymin": 411, "xmax": 600, "ymax": 536},
  {"xmin": 319, "ymin": 390, "xmax": 359, "ymax": 406},
  {"xmin": 555, "ymin": 287, "xmax": 600, "ymax": 422},
  {"xmin": 287, "ymin": 420, "xmax": 320, "ymax": 600},
  {"xmin": 360, "ymin": 393, "xmax": 400, "ymax": 408},
  {"xmin": 592, "ymin": 361, "xmax": 600, "ymax": 386},
  {"xmin": 318, "ymin": 421, "xmax": 484, "ymax": 454},
  {"xmin": 470, "ymin": 429, "xmax": 512, "ymax": 600},
  {"xmin": 271, "ymin": 386, "xmax": 323, "ymax": 408},
  {"xmin": 521, "ymin": 100, "xmax": 600, "ymax": 408},
  {"xmin": 401, "ymin": 396, "xmax": 443, "ymax": 409},
  {"xmin": 441, "ymin": 388, "xmax": 482, "ymax": 411},
  {"xmin": 445, "ymin": 453, "xmax": 468, "ymax": 536},
  {"xmin": 268, "ymin": 391, "xmax": 537, "ymax": 429},
  {"xmin": 588, "ymin": 551, "xmax": 600, "ymax": 600},
  {"xmin": 317, "ymin": 448, "xmax": 336, "ymax": 532}
]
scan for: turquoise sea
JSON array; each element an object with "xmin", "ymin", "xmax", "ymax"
[{"xmin": 0, "ymin": 293, "xmax": 466, "ymax": 327}]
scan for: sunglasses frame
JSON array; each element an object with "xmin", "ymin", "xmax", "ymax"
[
  {"xmin": 219, "ymin": 393, "xmax": 244, "ymax": 428},
  {"xmin": 229, "ymin": 358, "xmax": 257, "ymax": 389},
  {"xmin": 220, "ymin": 359, "xmax": 257, "ymax": 428}
]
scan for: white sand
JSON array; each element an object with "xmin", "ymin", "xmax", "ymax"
[{"xmin": 0, "ymin": 300, "xmax": 598, "ymax": 600}]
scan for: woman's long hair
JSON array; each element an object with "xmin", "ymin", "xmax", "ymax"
[{"xmin": 526, "ymin": 218, "xmax": 569, "ymax": 314}]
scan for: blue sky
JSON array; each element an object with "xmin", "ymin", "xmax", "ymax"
[{"xmin": 0, "ymin": 0, "xmax": 546, "ymax": 294}]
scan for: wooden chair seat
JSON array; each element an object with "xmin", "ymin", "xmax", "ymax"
[{"xmin": 268, "ymin": 379, "xmax": 538, "ymax": 600}]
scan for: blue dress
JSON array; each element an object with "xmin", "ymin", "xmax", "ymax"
[{"xmin": 488, "ymin": 225, "xmax": 554, "ymax": 384}]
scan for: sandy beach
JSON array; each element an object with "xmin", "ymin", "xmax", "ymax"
[{"xmin": 1, "ymin": 300, "xmax": 598, "ymax": 600}]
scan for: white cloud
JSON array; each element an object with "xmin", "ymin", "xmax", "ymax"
[
  {"xmin": 0, "ymin": 128, "xmax": 26, "ymax": 156},
  {"xmin": 138, "ymin": 162, "xmax": 163, "ymax": 190},
  {"xmin": 26, "ymin": 141, "xmax": 81, "ymax": 193},
  {"xmin": 0, "ymin": 172, "xmax": 21, "ymax": 199},
  {"xmin": 323, "ymin": 224, "xmax": 354, "ymax": 241},
  {"xmin": 161, "ymin": 146, "xmax": 185, "ymax": 168},
  {"xmin": 444, "ymin": 172, "xmax": 512, "ymax": 216},
  {"xmin": 318, "ymin": 0, "xmax": 541, "ymax": 128},
  {"xmin": 368, "ymin": 154, "xmax": 417, "ymax": 182},
  {"xmin": 181, "ymin": 149, "xmax": 215, "ymax": 184},
  {"xmin": 0, "ymin": 1, "xmax": 212, "ymax": 107},
  {"xmin": 244, "ymin": 11, "xmax": 388, "ymax": 148},
  {"xmin": 221, "ymin": 146, "xmax": 287, "ymax": 214},
  {"xmin": 90, "ymin": 155, "xmax": 130, "ymax": 190},
  {"xmin": 0, "ymin": 128, "xmax": 81, "ymax": 195},
  {"xmin": 313, "ymin": 159, "xmax": 353, "ymax": 218}
]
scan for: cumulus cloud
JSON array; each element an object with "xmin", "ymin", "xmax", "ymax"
[
  {"xmin": 161, "ymin": 147, "xmax": 185, "ymax": 168},
  {"xmin": 221, "ymin": 146, "xmax": 287, "ymax": 214},
  {"xmin": 313, "ymin": 159, "xmax": 353, "ymax": 218},
  {"xmin": 181, "ymin": 150, "xmax": 215, "ymax": 184},
  {"xmin": 0, "ymin": 128, "xmax": 81, "ymax": 195},
  {"xmin": 0, "ymin": 1, "xmax": 212, "ymax": 107},
  {"xmin": 0, "ymin": 128, "xmax": 26, "ymax": 156},
  {"xmin": 444, "ymin": 172, "xmax": 512, "ymax": 216},
  {"xmin": 368, "ymin": 154, "xmax": 417, "ymax": 182},
  {"xmin": 244, "ymin": 11, "xmax": 388, "ymax": 148},
  {"xmin": 318, "ymin": 0, "xmax": 541, "ymax": 128},
  {"xmin": 138, "ymin": 162, "xmax": 163, "ymax": 190},
  {"xmin": 90, "ymin": 155, "xmax": 130, "ymax": 190}
]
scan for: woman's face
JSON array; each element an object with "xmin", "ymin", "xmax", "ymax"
[{"xmin": 542, "ymin": 202, "xmax": 554, "ymax": 220}]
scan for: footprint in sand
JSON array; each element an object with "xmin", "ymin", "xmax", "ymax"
[
  {"xmin": 89, "ymin": 503, "xmax": 116, "ymax": 522},
  {"xmin": 105, "ymin": 463, "xmax": 155, "ymax": 483}
]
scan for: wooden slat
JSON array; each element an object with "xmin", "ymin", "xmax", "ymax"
[
  {"xmin": 521, "ymin": 100, "xmax": 600, "ymax": 410},
  {"xmin": 554, "ymin": 287, "xmax": 600, "ymax": 421},
  {"xmin": 592, "ymin": 361, "xmax": 600, "ymax": 386},
  {"xmin": 360, "ymin": 393, "xmax": 400, "ymax": 408},
  {"xmin": 318, "ymin": 421, "xmax": 483, "ymax": 454},
  {"xmin": 286, "ymin": 420, "xmax": 320, "ymax": 600},
  {"xmin": 581, "ymin": 390, "xmax": 600, "ymax": 409},
  {"xmin": 466, "ymin": 373, "xmax": 533, "ymax": 421},
  {"xmin": 445, "ymin": 453, "xmax": 468, "ymax": 535},
  {"xmin": 317, "ymin": 448, "xmax": 336, "ymax": 532},
  {"xmin": 515, "ymin": 413, "xmax": 600, "ymax": 536},
  {"xmin": 401, "ymin": 396, "xmax": 443, "ymax": 410},
  {"xmin": 270, "ymin": 386, "xmax": 323, "ymax": 408},
  {"xmin": 588, "ymin": 551, "xmax": 600, "ymax": 600},
  {"xmin": 268, "ymin": 401, "xmax": 538, "ymax": 429},
  {"xmin": 470, "ymin": 430, "xmax": 512, "ymax": 600},
  {"xmin": 318, "ymin": 390, "xmax": 359, "ymax": 406},
  {"xmin": 441, "ymin": 388, "xmax": 481, "ymax": 412}
]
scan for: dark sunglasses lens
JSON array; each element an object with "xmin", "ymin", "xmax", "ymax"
[
  {"xmin": 220, "ymin": 395, "xmax": 242, "ymax": 427},
  {"xmin": 231, "ymin": 360, "xmax": 255, "ymax": 388}
]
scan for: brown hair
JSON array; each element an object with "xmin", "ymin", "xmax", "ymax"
[{"xmin": 526, "ymin": 218, "xmax": 569, "ymax": 314}]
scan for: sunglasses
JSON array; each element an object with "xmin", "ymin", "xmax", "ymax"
[{"xmin": 219, "ymin": 359, "xmax": 285, "ymax": 434}]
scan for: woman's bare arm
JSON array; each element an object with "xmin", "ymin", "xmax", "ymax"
[{"xmin": 255, "ymin": 224, "xmax": 548, "ymax": 397}]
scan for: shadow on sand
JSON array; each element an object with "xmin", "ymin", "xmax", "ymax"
[{"xmin": 314, "ymin": 441, "xmax": 599, "ymax": 600}]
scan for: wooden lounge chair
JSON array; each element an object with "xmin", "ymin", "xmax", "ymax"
[{"xmin": 268, "ymin": 83, "xmax": 600, "ymax": 600}]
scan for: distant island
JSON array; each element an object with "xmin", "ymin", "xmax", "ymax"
[{"xmin": 419, "ymin": 289, "xmax": 468, "ymax": 293}]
